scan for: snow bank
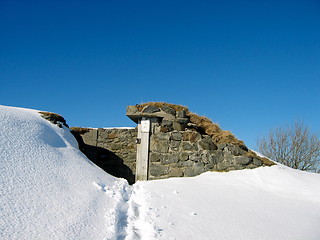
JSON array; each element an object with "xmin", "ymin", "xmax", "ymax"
[
  {"xmin": 0, "ymin": 106, "xmax": 127, "ymax": 240},
  {"xmin": 135, "ymin": 165, "xmax": 320, "ymax": 240}
]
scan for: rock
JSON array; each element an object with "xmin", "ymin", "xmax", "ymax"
[
  {"xmin": 161, "ymin": 113, "xmax": 176, "ymax": 121},
  {"xmin": 168, "ymin": 168, "xmax": 184, "ymax": 177},
  {"xmin": 217, "ymin": 143, "xmax": 227, "ymax": 149},
  {"xmin": 126, "ymin": 153, "xmax": 136, "ymax": 162},
  {"xmin": 161, "ymin": 105, "xmax": 176, "ymax": 116},
  {"xmin": 142, "ymin": 105, "xmax": 161, "ymax": 113},
  {"xmin": 224, "ymin": 153, "xmax": 235, "ymax": 163},
  {"xmin": 161, "ymin": 153, "xmax": 179, "ymax": 165},
  {"xmin": 201, "ymin": 153, "xmax": 211, "ymax": 164},
  {"xmin": 224, "ymin": 144, "xmax": 245, "ymax": 156},
  {"xmin": 178, "ymin": 152, "xmax": 189, "ymax": 161},
  {"xmin": 39, "ymin": 111, "xmax": 68, "ymax": 127},
  {"xmin": 186, "ymin": 123, "xmax": 199, "ymax": 129},
  {"xmin": 160, "ymin": 126, "xmax": 172, "ymax": 133},
  {"xmin": 246, "ymin": 163, "xmax": 259, "ymax": 169},
  {"xmin": 149, "ymin": 164, "xmax": 169, "ymax": 176},
  {"xmin": 198, "ymin": 138, "xmax": 218, "ymax": 151},
  {"xmin": 176, "ymin": 118, "xmax": 189, "ymax": 124},
  {"xmin": 184, "ymin": 162, "xmax": 206, "ymax": 177},
  {"xmin": 173, "ymin": 122, "xmax": 185, "ymax": 131},
  {"xmin": 108, "ymin": 133, "xmax": 118, "ymax": 139},
  {"xmin": 79, "ymin": 129, "xmax": 98, "ymax": 146},
  {"xmin": 150, "ymin": 152, "xmax": 161, "ymax": 162},
  {"xmin": 126, "ymin": 105, "xmax": 139, "ymax": 114},
  {"xmin": 183, "ymin": 131, "xmax": 201, "ymax": 142},
  {"xmin": 209, "ymin": 152, "xmax": 224, "ymax": 164},
  {"xmin": 178, "ymin": 160, "xmax": 194, "ymax": 167},
  {"xmin": 217, "ymin": 162, "xmax": 229, "ymax": 171},
  {"xmin": 109, "ymin": 143, "xmax": 122, "ymax": 150},
  {"xmin": 233, "ymin": 165, "xmax": 245, "ymax": 170},
  {"xmin": 189, "ymin": 154, "xmax": 202, "ymax": 162},
  {"xmin": 153, "ymin": 132, "xmax": 170, "ymax": 140},
  {"xmin": 150, "ymin": 139, "xmax": 169, "ymax": 153},
  {"xmin": 235, "ymin": 156, "xmax": 252, "ymax": 165},
  {"xmin": 171, "ymin": 132, "xmax": 182, "ymax": 141},
  {"xmin": 161, "ymin": 120, "xmax": 173, "ymax": 127},
  {"xmin": 176, "ymin": 110, "xmax": 187, "ymax": 118},
  {"xmin": 253, "ymin": 158, "xmax": 262, "ymax": 166},
  {"xmin": 124, "ymin": 144, "xmax": 135, "ymax": 150},
  {"xmin": 170, "ymin": 140, "xmax": 181, "ymax": 151},
  {"xmin": 181, "ymin": 141, "xmax": 198, "ymax": 151}
]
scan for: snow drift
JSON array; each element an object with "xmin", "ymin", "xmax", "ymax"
[
  {"xmin": 137, "ymin": 165, "xmax": 320, "ymax": 240},
  {"xmin": 0, "ymin": 106, "xmax": 128, "ymax": 239}
]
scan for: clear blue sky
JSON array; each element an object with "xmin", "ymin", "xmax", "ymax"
[{"xmin": 1, "ymin": 0, "xmax": 319, "ymax": 150}]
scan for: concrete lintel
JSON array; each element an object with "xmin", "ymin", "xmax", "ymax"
[{"xmin": 126, "ymin": 105, "xmax": 175, "ymax": 123}]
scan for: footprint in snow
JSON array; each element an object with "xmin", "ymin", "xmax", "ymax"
[
  {"xmin": 93, "ymin": 182, "xmax": 106, "ymax": 191},
  {"xmin": 93, "ymin": 182, "xmax": 114, "ymax": 196}
]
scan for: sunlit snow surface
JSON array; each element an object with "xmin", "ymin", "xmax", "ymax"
[
  {"xmin": 0, "ymin": 106, "xmax": 127, "ymax": 240},
  {"xmin": 137, "ymin": 166, "xmax": 320, "ymax": 240},
  {"xmin": 1, "ymin": 105, "xmax": 320, "ymax": 240}
]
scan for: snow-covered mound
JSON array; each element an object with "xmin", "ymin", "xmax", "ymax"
[
  {"xmin": 1, "ymin": 105, "xmax": 320, "ymax": 240},
  {"xmin": 0, "ymin": 106, "xmax": 128, "ymax": 240},
  {"xmin": 135, "ymin": 165, "xmax": 320, "ymax": 240}
]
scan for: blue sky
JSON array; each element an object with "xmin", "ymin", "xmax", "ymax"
[{"xmin": 1, "ymin": 0, "xmax": 319, "ymax": 150}]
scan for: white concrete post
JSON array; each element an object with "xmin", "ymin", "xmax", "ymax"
[{"xmin": 135, "ymin": 117, "xmax": 150, "ymax": 181}]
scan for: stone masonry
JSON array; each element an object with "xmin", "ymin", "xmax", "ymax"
[
  {"xmin": 71, "ymin": 127, "xmax": 137, "ymax": 184},
  {"xmin": 126, "ymin": 103, "xmax": 269, "ymax": 180},
  {"xmin": 72, "ymin": 103, "xmax": 274, "ymax": 184}
]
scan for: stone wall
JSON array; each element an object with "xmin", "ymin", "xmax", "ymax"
[
  {"xmin": 126, "ymin": 105, "xmax": 265, "ymax": 180},
  {"xmin": 72, "ymin": 103, "xmax": 274, "ymax": 184},
  {"xmin": 148, "ymin": 129, "xmax": 264, "ymax": 179},
  {"xmin": 71, "ymin": 127, "xmax": 137, "ymax": 184}
]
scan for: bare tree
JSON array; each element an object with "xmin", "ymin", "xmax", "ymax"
[{"xmin": 258, "ymin": 122, "xmax": 320, "ymax": 172}]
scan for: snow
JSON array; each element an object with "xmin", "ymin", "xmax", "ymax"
[
  {"xmin": 135, "ymin": 166, "xmax": 320, "ymax": 240},
  {"xmin": 1, "ymin": 105, "xmax": 320, "ymax": 240},
  {"xmin": 0, "ymin": 106, "xmax": 127, "ymax": 239}
]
